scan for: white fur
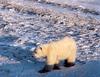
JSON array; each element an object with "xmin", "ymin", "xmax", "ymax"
[{"xmin": 34, "ymin": 37, "xmax": 77, "ymax": 65}]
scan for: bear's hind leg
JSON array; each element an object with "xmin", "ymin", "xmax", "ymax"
[
  {"xmin": 64, "ymin": 51, "xmax": 76, "ymax": 67},
  {"xmin": 64, "ymin": 59, "xmax": 75, "ymax": 67},
  {"xmin": 53, "ymin": 60, "xmax": 60, "ymax": 70},
  {"xmin": 39, "ymin": 65, "xmax": 54, "ymax": 73},
  {"xmin": 53, "ymin": 64, "xmax": 60, "ymax": 70}
]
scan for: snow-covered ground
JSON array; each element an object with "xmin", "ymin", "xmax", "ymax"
[{"xmin": 0, "ymin": 0, "xmax": 100, "ymax": 77}]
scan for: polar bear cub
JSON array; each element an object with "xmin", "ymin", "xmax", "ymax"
[{"xmin": 33, "ymin": 37, "xmax": 77, "ymax": 73}]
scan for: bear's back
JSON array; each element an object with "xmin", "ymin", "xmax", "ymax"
[{"xmin": 48, "ymin": 37, "xmax": 77, "ymax": 60}]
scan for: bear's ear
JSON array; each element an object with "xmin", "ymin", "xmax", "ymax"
[
  {"xmin": 36, "ymin": 43, "xmax": 41, "ymax": 47},
  {"xmin": 37, "ymin": 44, "xmax": 42, "ymax": 49},
  {"xmin": 39, "ymin": 46, "xmax": 42, "ymax": 50}
]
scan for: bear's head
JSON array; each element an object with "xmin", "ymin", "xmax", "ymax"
[{"xmin": 33, "ymin": 44, "xmax": 49, "ymax": 59}]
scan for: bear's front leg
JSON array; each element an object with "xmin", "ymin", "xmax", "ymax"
[
  {"xmin": 39, "ymin": 65, "xmax": 54, "ymax": 73},
  {"xmin": 39, "ymin": 51, "xmax": 58, "ymax": 73}
]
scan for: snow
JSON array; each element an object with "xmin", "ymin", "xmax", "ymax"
[{"xmin": 0, "ymin": 0, "xmax": 100, "ymax": 77}]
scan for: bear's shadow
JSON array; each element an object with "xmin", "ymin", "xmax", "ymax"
[
  {"xmin": 0, "ymin": 35, "xmax": 36, "ymax": 63},
  {"xmin": 0, "ymin": 38, "xmax": 33, "ymax": 61}
]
